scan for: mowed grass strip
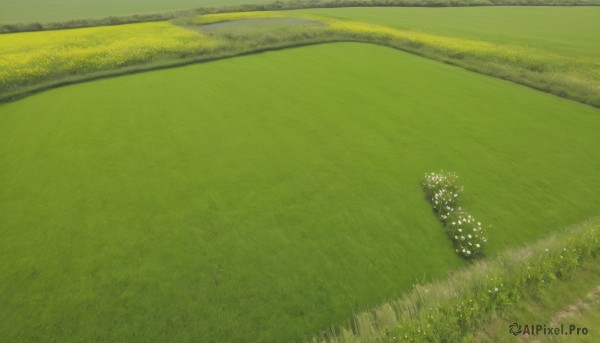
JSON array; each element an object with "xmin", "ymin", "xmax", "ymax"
[
  {"xmin": 192, "ymin": 10, "xmax": 289, "ymax": 24},
  {"xmin": 1, "ymin": 43, "xmax": 600, "ymax": 341}
]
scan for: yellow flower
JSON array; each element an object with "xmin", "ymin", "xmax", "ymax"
[{"xmin": 0, "ymin": 22, "xmax": 221, "ymax": 93}]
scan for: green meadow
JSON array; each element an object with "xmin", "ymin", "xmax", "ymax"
[
  {"xmin": 293, "ymin": 6, "xmax": 600, "ymax": 107},
  {"xmin": 2, "ymin": 2, "xmax": 600, "ymax": 342},
  {"xmin": 0, "ymin": 0, "xmax": 266, "ymax": 23},
  {"xmin": 296, "ymin": 6, "xmax": 600, "ymax": 56},
  {"xmin": 2, "ymin": 42, "xmax": 600, "ymax": 341}
]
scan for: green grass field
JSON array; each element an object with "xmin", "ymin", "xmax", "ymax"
[
  {"xmin": 294, "ymin": 6, "xmax": 600, "ymax": 106},
  {"xmin": 0, "ymin": 0, "xmax": 268, "ymax": 23},
  {"xmin": 1, "ymin": 42, "xmax": 600, "ymax": 341},
  {"xmin": 295, "ymin": 6, "xmax": 600, "ymax": 56}
]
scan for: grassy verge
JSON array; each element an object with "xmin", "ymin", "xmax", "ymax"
[
  {"xmin": 310, "ymin": 218, "xmax": 600, "ymax": 342},
  {"xmin": 474, "ymin": 268, "xmax": 600, "ymax": 342}
]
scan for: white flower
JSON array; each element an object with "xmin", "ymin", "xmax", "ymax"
[
  {"xmin": 494, "ymin": 287, "xmax": 499, "ymax": 292},
  {"xmin": 476, "ymin": 244, "xmax": 480, "ymax": 248}
]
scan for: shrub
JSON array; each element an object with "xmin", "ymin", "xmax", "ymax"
[{"xmin": 423, "ymin": 171, "xmax": 487, "ymax": 258}]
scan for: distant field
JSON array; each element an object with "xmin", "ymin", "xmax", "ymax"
[
  {"xmin": 0, "ymin": 22, "xmax": 219, "ymax": 97},
  {"xmin": 296, "ymin": 6, "xmax": 600, "ymax": 56},
  {"xmin": 4, "ymin": 7, "xmax": 600, "ymax": 108},
  {"xmin": 1, "ymin": 43, "xmax": 599, "ymax": 341},
  {"xmin": 0, "ymin": 0, "xmax": 266, "ymax": 23}
]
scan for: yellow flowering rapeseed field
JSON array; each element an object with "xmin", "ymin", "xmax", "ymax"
[
  {"xmin": 0, "ymin": 22, "xmax": 219, "ymax": 95},
  {"xmin": 327, "ymin": 20, "xmax": 579, "ymax": 69}
]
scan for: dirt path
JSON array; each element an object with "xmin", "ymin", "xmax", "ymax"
[{"xmin": 550, "ymin": 284, "xmax": 600, "ymax": 326}]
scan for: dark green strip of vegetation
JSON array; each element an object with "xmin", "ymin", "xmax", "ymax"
[
  {"xmin": 2, "ymin": 0, "xmax": 600, "ymax": 34},
  {"xmin": 311, "ymin": 218, "xmax": 600, "ymax": 342}
]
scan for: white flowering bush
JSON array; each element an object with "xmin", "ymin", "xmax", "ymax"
[{"xmin": 423, "ymin": 171, "xmax": 487, "ymax": 258}]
